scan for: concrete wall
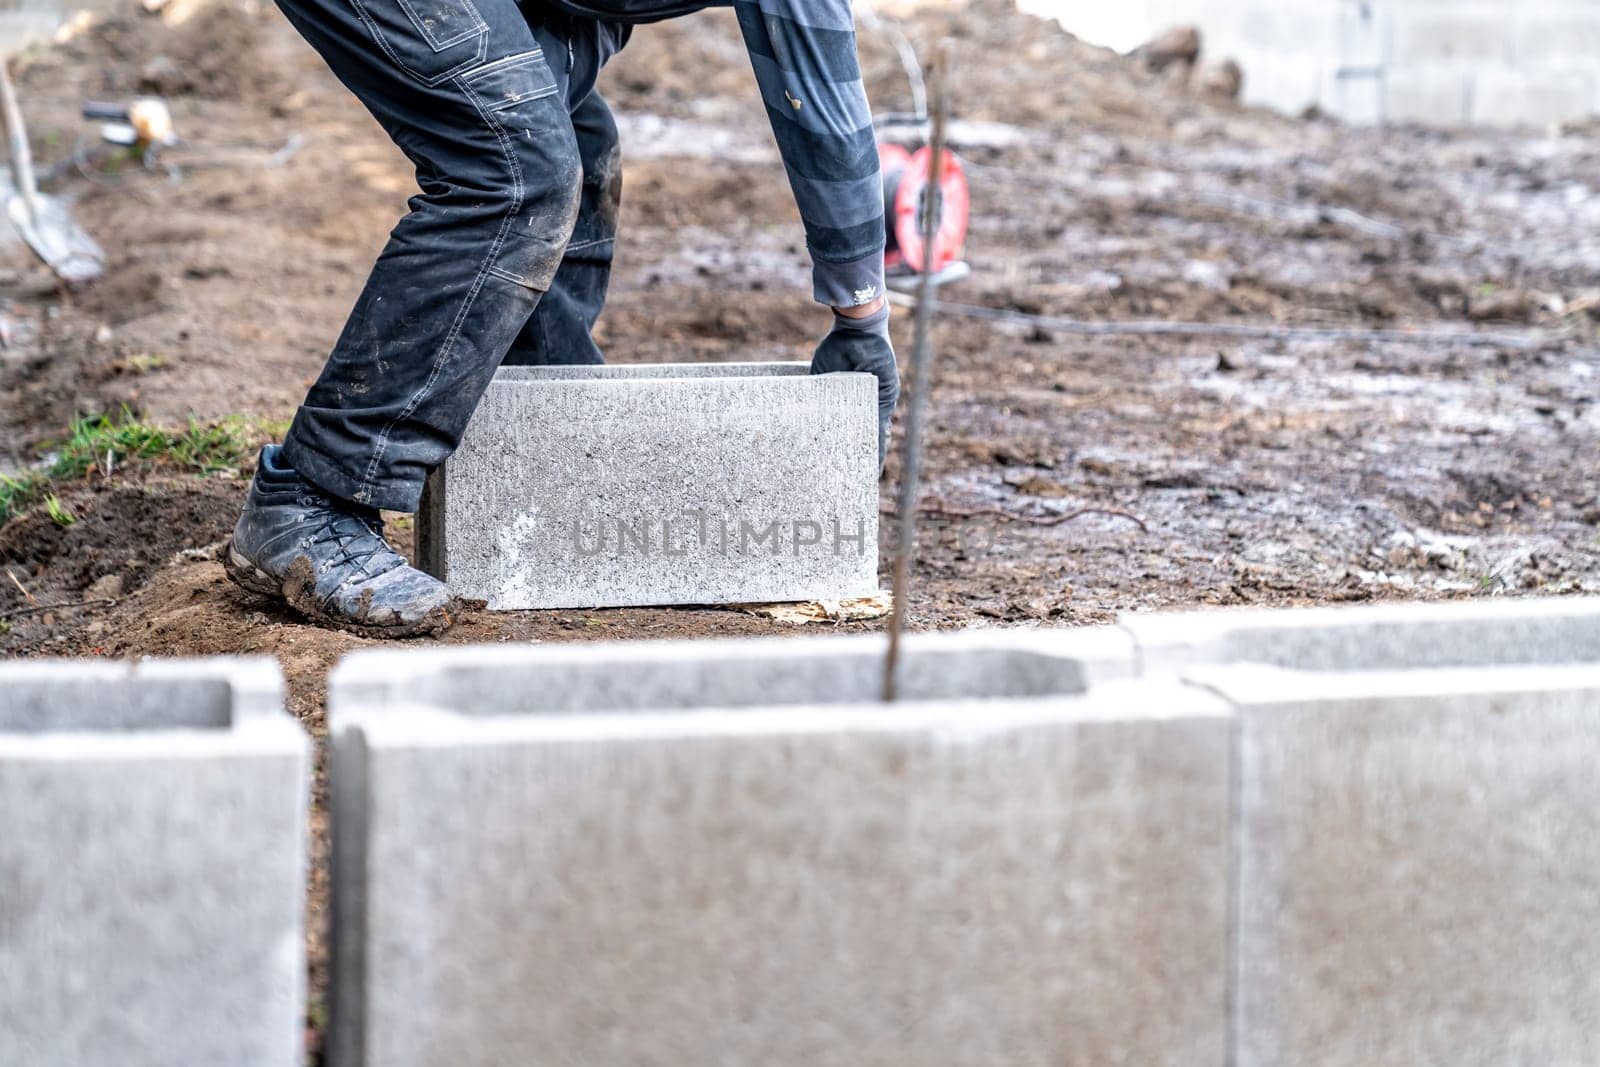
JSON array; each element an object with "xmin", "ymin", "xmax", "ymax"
[
  {"xmin": 10, "ymin": 597, "xmax": 1600, "ymax": 1062},
  {"xmin": 326, "ymin": 600, "xmax": 1600, "ymax": 1064},
  {"xmin": 1021, "ymin": 0, "xmax": 1600, "ymax": 126}
]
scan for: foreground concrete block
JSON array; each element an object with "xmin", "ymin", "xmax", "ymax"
[
  {"xmin": 1188, "ymin": 663, "xmax": 1600, "ymax": 1067},
  {"xmin": 417, "ymin": 362, "xmax": 879, "ymax": 609},
  {"xmin": 1123, "ymin": 595, "xmax": 1600, "ymax": 674},
  {"xmin": 330, "ymin": 626, "xmax": 1140, "ymax": 713},
  {"xmin": 329, "ymin": 631, "xmax": 1229, "ymax": 1067},
  {"xmin": 0, "ymin": 658, "xmax": 309, "ymax": 1067}
]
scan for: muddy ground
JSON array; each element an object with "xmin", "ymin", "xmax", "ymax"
[{"xmin": 3, "ymin": 0, "xmax": 1599, "ymax": 1045}]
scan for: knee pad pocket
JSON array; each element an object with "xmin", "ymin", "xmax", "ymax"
[
  {"xmin": 462, "ymin": 50, "xmax": 581, "ymax": 292},
  {"xmin": 461, "ymin": 49, "xmax": 560, "ymax": 113}
]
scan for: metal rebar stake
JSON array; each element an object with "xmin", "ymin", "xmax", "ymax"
[{"xmin": 883, "ymin": 40, "xmax": 953, "ymax": 703}]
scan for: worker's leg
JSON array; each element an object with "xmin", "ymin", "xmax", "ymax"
[
  {"xmin": 502, "ymin": 88, "xmax": 621, "ymax": 366},
  {"xmin": 503, "ymin": 13, "xmax": 629, "ymax": 366},
  {"xmin": 274, "ymin": 0, "xmax": 582, "ymax": 510}
]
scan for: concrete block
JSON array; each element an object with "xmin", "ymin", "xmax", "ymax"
[
  {"xmin": 1383, "ymin": 66, "xmax": 1475, "ymax": 125},
  {"xmin": 1390, "ymin": 7, "xmax": 1515, "ymax": 66},
  {"xmin": 328, "ymin": 630, "xmax": 1230, "ymax": 1067},
  {"xmin": 417, "ymin": 362, "xmax": 880, "ymax": 609},
  {"xmin": 1123, "ymin": 595, "xmax": 1600, "ymax": 674},
  {"xmin": 1044, "ymin": 0, "xmax": 1600, "ymax": 126},
  {"xmin": 1468, "ymin": 64, "xmax": 1600, "ymax": 126},
  {"xmin": 0, "ymin": 658, "xmax": 309, "ymax": 1067},
  {"xmin": 1187, "ymin": 663, "xmax": 1600, "ymax": 1067},
  {"xmin": 330, "ymin": 625, "xmax": 1141, "ymax": 713},
  {"xmin": 1513, "ymin": 7, "xmax": 1600, "ymax": 66}
]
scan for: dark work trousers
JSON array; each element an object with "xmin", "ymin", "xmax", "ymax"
[{"xmin": 275, "ymin": 0, "xmax": 630, "ymax": 510}]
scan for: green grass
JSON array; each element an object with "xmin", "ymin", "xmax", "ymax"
[
  {"xmin": 42, "ymin": 494, "xmax": 75, "ymax": 527},
  {"xmin": 0, "ymin": 411, "xmax": 286, "ymax": 527}
]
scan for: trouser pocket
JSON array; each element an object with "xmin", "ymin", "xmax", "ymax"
[
  {"xmin": 461, "ymin": 48, "xmax": 561, "ymax": 112},
  {"xmin": 351, "ymin": 0, "xmax": 489, "ymax": 85},
  {"xmin": 462, "ymin": 49, "xmax": 580, "ymax": 291}
]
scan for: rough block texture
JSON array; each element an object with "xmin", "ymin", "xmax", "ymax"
[
  {"xmin": 0, "ymin": 658, "xmax": 309, "ymax": 1067},
  {"xmin": 1122, "ymin": 595, "xmax": 1600, "ymax": 674},
  {"xmin": 328, "ymin": 632, "xmax": 1229, "ymax": 1067},
  {"xmin": 1188, "ymin": 663, "xmax": 1600, "ymax": 1067},
  {"xmin": 417, "ymin": 362, "xmax": 879, "ymax": 609}
]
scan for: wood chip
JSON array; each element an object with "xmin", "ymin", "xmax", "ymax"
[{"xmin": 731, "ymin": 591, "xmax": 893, "ymax": 624}]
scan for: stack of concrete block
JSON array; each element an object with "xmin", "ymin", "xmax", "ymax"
[
  {"xmin": 327, "ymin": 630, "xmax": 1233, "ymax": 1066},
  {"xmin": 417, "ymin": 362, "xmax": 880, "ymax": 610},
  {"xmin": 0, "ymin": 658, "xmax": 309, "ymax": 1067}
]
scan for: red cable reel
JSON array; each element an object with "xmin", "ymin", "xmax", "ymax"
[{"xmin": 879, "ymin": 141, "xmax": 970, "ymax": 278}]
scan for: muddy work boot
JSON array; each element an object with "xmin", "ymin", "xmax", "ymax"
[{"xmin": 224, "ymin": 446, "xmax": 456, "ymax": 637}]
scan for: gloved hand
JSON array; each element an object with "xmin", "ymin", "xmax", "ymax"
[{"xmin": 810, "ymin": 302, "xmax": 900, "ymax": 470}]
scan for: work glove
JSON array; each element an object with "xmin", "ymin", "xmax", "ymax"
[{"xmin": 810, "ymin": 302, "xmax": 900, "ymax": 470}]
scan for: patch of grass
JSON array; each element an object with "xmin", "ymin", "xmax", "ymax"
[
  {"xmin": 43, "ymin": 495, "xmax": 75, "ymax": 527},
  {"xmin": 0, "ymin": 474, "xmax": 38, "ymax": 528},
  {"xmin": 0, "ymin": 411, "xmax": 285, "ymax": 527}
]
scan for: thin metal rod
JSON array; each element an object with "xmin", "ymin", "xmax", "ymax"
[{"xmin": 884, "ymin": 40, "xmax": 953, "ymax": 703}]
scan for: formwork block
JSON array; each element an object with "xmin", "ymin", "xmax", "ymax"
[
  {"xmin": 1383, "ymin": 66, "xmax": 1475, "ymax": 125},
  {"xmin": 1468, "ymin": 64, "xmax": 1600, "ymax": 126},
  {"xmin": 0, "ymin": 658, "xmax": 309, "ymax": 1067},
  {"xmin": 328, "ymin": 630, "xmax": 1230, "ymax": 1067},
  {"xmin": 1122, "ymin": 595, "xmax": 1600, "ymax": 674},
  {"xmin": 1187, "ymin": 663, "xmax": 1600, "ymax": 1067},
  {"xmin": 1513, "ymin": 7, "xmax": 1600, "ymax": 66},
  {"xmin": 330, "ymin": 625, "xmax": 1141, "ymax": 713},
  {"xmin": 416, "ymin": 362, "xmax": 880, "ymax": 609},
  {"xmin": 1390, "ymin": 6, "xmax": 1514, "ymax": 65}
]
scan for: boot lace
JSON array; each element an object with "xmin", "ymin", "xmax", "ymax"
[{"xmin": 298, "ymin": 492, "xmax": 399, "ymax": 601}]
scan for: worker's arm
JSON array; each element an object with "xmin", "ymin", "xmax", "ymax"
[{"xmin": 733, "ymin": 0, "xmax": 886, "ymax": 310}]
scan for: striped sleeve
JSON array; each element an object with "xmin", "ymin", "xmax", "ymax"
[{"xmin": 733, "ymin": 0, "xmax": 886, "ymax": 307}]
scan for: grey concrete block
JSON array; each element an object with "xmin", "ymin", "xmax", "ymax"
[
  {"xmin": 0, "ymin": 658, "xmax": 309, "ymax": 1067},
  {"xmin": 1467, "ymin": 64, "xmax": 1600, "ymax": 126},
  {"xmin": 1188, "ymin": 663, "xmax": 1600, "ymax": 1067},
  {"xmin": 1123, "ymin": 595, "xmax": 1600, "ymax": 674},
  {"xmin": 417, "ymin": 362, "xmax": 880, "ymax": 609},
  {"xmin": 329, "ymin": 626, "xmax": 1141, "ymax": 715},
  {"xmin": 328, "ymin": 631, "xmax": 1229, "ymax": 1067}
]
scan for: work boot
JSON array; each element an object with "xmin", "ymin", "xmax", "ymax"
[{"xmin": 223, "ymin": 445, "xmax": 457, "ymax": 637}]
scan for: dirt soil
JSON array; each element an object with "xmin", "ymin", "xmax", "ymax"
[{"xmin": 3, "ymin": 0, "xmax": 1599, "ymax": 1049}]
